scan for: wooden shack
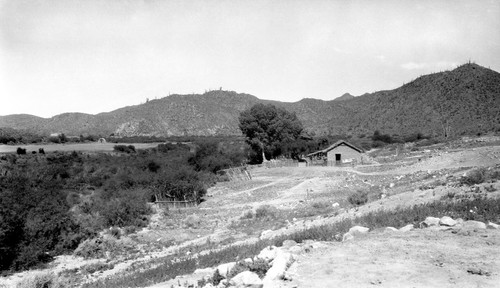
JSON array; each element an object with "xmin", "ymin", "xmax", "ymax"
[{"xmin": 307, "ymin": 140, "xmax": 363, "ymax": 166}]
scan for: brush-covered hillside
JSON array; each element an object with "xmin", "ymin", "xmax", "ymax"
[{"xmin": 1, "ymin": 63, "xmax": 499, "ymax": 138}]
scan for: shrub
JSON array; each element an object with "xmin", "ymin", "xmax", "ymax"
[
  {"xmin": 74, "ymin": 238, "xmax": 105, "ymax": 259},
  {"xmin": 108, "ymin": 227, "xmax": 121, "ymax": 239},
  {"xmin": 16, "ymin": 147, "xmax": 27, "ymax": 155},
  {"xmin": 226, "ymin": 258, "xmax": 271, "ymax": 279},
  {"xmin": 460, "ymin": 168, "xmax": 486, "ymax": 186},
  {"xmin": 240, "ymin": 210, "xmax": 254, "ymax": 220},
  {"xmin": 16, "ymin": 271, "xmax": 55, "ymax": 288},
  {"xmin": 113, "ymin": 145, "xmax": 136, "ymax": 153},
  {"xmin": 372, "ymin": 130, "xmax": 392, "ymax": 144},
  {"xmin": 255, "ymin": 205, "xmax": 278, "ymax": 219},
  {"xmin": 81, "ymin": 262, "xmax": 114, "ymax": 274},
  {"xmin": 348, "ymin": 190, "xmax": 368, "ymax": 206},
  {"xmin": 74, "ymin": 236, "xmax": 133, "ymax": 259},
  {"xmin": 183, "ymin": 215, "xmax": 202, "ymax": 228},
  {"xmin": 147, "ymin": 161, "xmax": 161, "ymax": 173},
  {"xmin": 15, "ymin": 271, "xmax": 75, "ymax": 288},
  {"xmin": 311, "ymin": 201, "xmax": 331, "ymax": 209},
  {"xmin": 210, "ymin": 269, "xmax": 225, "ymax": 285}
]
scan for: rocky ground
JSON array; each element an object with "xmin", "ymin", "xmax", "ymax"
[{"xmin": 2, "ymin": 136, "xmax": 500, "ymax": 288}]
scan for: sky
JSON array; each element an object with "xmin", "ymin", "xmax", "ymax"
[{"xmin": 1, "ymin": 0, "xmax": 499, "ymax": 118}]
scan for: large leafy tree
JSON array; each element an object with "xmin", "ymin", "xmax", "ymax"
[{"xmin": 239, "ymin": 103, "xmax": 303, "ymax": 163}]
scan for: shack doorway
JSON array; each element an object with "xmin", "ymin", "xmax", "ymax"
[{"xmin": 335, "ymin": 154, "xmax": 341, "ymax": 163}]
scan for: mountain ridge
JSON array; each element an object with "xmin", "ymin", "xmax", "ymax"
[{"xmin": 1, "ymin": 63, "xmax": 499, "ymax": 138}]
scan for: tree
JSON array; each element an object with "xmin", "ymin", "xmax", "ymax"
[{"xmin": 239, "ymin": 104, "xmax": 303, "ymax": 163}]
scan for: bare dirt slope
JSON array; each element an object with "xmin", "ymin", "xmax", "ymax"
[{"xmin": 288, "ymin": 228, "xmax": 500, "ymax": 288}]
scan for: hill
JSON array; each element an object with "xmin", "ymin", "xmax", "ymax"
[
  {"xmin": 333, "ymin": 93, "xmax": 356, "ymax": 101},
  {"xmin": 1, "ymin": 63, "xmax": 499, "ymax": 138}
]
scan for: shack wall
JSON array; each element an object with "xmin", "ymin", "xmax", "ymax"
[{"xmin": 326, "ymin": 144, "xmax": 362, "ymax": 163}]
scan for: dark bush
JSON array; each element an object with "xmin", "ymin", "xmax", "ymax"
[
  {"xmin": 113, "ymin": 145, "xmax": 136, "ymax": 153},
  {"xmin": 372, "ymin": 130, "xmax": 392, "ymax": 144},
  {"xmin": 16, "ymin": 147, "xmax": 27, "ymax": 155},
  {"xmin": 348, "ymin": 190, "xmax": 368, "ymax": 206},
  {"xmin": 460, "ymin": 168, "xmax": 486, "ymax": 186},
  {"xmin": 147, "ymin": 161, "xmax": 161, "ymax": 173}
]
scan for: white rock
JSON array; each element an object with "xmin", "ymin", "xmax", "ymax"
[
  {"xmin": 439, "ymin": 216, "xmax": 457, "ymax": 227},
  {"xmin": 384, "ymin": 227, "xmax": 399, "ymax": 232},
  {"xmin": 462, "ymin": 220, "xmax": 487, "ymax": 230},
  {"xmin": 342, "ymin": 232, "xmax": 354, "ymax": 242},
  {"xmin": 487, "ymin": 222, "xmax": 499, "ymax": 229},
  {"xmin": 348, "ymin": 226, "xmax": 370, "ymax": 235},
  {"xmin": 257, "ymin": 246, "xmax": 278, "ymax": 261},
  {"xmin": 260, "ymin": 229, "xmax": 273, "ymax": 239},
  {"xmin": 288, "ymin": 245, "xmax": 303, "ymax": 254},
  {"xmin": 230, "ymin": 271, "xmax": 263, "ymax": 288},
  {"xmin": 217, "ymin": 262, "xmax": 236, "ymax": 278},
  {"xmin": 420, "ymin": 217, "xmax": 440, "ymax": 228},
  {"xmin": 389, "ymin": 183, "xmax": 395, "ymax": 188},
  {"xmin": 194, "ymin": 267, "xmax": 216, "ymax": 275},
  {"xmin": 399, "ymin": 224, "xmax": 414, "ymax": 232},
  {"xmin": 332, "ymin": 202, "xmax": 340, "ymax": 208},
  {"xmin": 281, "ymin": 240, "xmax": 297, "ymax": 248},
  {"xmin": 264, "ymin": 250, "xmax": 294, "ymax": 281}
]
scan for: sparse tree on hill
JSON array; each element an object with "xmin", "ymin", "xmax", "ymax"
[{"xmin": 239, "ymin": 104, "xmax": 303, "ymax": 163}]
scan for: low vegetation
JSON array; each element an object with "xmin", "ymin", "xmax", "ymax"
[
  {"xmin": 347, "ymin": 190, "xmax": 369, "ymax": 206},
  {"xmin": 81, "ymin": 195, "xmax": 500, "ymax": 288},
  {"xmin": 0, "ymin": 138, "xmax": 246, "ymax": 272}
]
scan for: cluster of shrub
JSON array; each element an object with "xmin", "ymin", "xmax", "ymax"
[
  {"xmin": 0, "ymin": 128, "xmax": 44, "ymax": 145},
  {"xmin": 0, "ymin": 138, "xmax": 246, "ymax": 272}
]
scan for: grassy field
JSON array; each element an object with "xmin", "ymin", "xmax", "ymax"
[{"xmin": 0, "ymin": 142, "xmax": 163, "ymax": 153}]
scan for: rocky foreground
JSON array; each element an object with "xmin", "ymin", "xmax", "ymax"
[{"xmin": 153, "ymin": 216, "xmax": 500, "ymax": 288}]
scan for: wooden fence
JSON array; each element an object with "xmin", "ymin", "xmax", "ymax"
[
  {"xmin": 152, "ymin": 193, "xmax": 199, "ymax": 210},
  {"xmin": 153, "ymin": 200, "xmax": 198, "ymax": 210},
  {"xmin": 217, "ymin": 166, "xmax": 252, "ymax": 181}
]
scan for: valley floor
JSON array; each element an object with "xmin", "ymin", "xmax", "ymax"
[{"xmin": 2, "ymin": 138, "xmax": 500, "ymax": 287}]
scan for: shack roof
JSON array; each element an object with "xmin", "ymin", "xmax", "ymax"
[{"xmin": 306, "ymin": 140, "xmax": 363, "ymax": 157}]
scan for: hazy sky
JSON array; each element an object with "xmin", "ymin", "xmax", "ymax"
[{"xmin": 1, "ymin": 0, "xmax": 499, "ymax": 118}]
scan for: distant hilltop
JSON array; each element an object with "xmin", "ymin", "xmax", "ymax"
[
  {"xmin": 334, "ymin": 93, "xmax": 356, "ymax": 101},
  {"xmin": 1, "ymin": 63, "xmax": 499, "ymax": 138}
]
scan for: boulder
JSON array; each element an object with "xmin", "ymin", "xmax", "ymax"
[
  {"xmin": 281, "ymin": 240, "xmax": 297, "ymax": 249},
  {"xmin": 420, "ymin": 217, "xmax": 440, "ymax": 228},
  {"xmin": 487, "ymin": 222, "xmax": 499, "ymax": 229},
  {"xmin": 230, "ymin": 271, "xmax": 263, "ymax": 288},
  {"xmin": 348, "ymin": 226, "xmax": 370, "ymax": 235},
  {"xmin": 217, "ymin": 262, "xmax": 236, "ymax": 278},
  {"xmin": 439, "ymin": 216, "xmax": 457, "ymax": 227},
  {"xmin": 384, "ymin": 227, "xmax": 399, "ymax": 232},
  {"xmin": 342, "ymin": 232, "xmax": 354, "ymax": 242},
  {"xmin": 194, "ymin": 267, "xmax": 216, "ymax": 275},
  {"xmin": 288, "ymin": 245, "xmax": 303, "ymax": 254},
  {"xmin": 260, "ymin": 230, "xmax": 273, "ymax": 239},
  {"xmin": 263, "ymin": 250, "xmax": 294, "ymax": 281},
  {"xmin": 399, "ymin": 224, "xmax": 414, "ymax": 232},
  {"xmin": 462, "ymin": 220, "xmax": 487, "ymax": 230},
  {"xmin": 257, "ymin": 246, "xmax": 278, "ymax": 261},
  {"xmin": 332, "ymin": 202, "xmax": 340, "ymax": 208}
]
